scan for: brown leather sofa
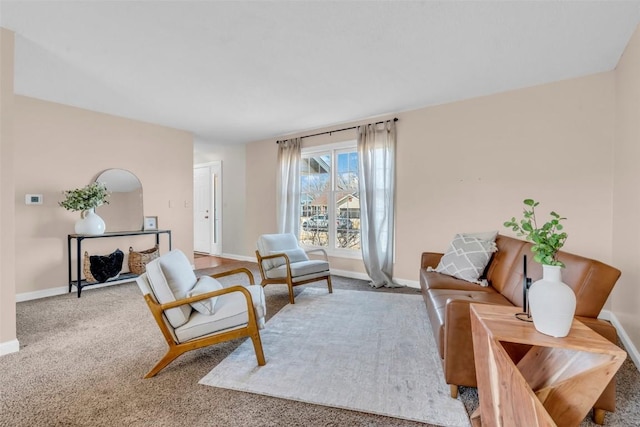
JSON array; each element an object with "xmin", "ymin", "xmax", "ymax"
[{"xmin": 420, "ymin": 234, "xmax": 622, "ymax": 424}]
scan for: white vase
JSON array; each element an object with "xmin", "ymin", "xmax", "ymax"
[
  {"xmin": 74, "ymin": 208, "xmax": 106, "ymax": 235},
  {"xmin": 528, "ymin": 264, "xmax": 576, "ymax": 337}
]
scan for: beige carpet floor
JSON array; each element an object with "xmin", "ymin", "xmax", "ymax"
[{"xmin": 2, "ymin": 260, "xmax": 639, "ymax": 427}]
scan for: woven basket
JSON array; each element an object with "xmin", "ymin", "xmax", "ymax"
[
  {"xmin": 83, "ymin": 251, "xmax": 97, "ymax": 283},
  {"xmin": 128, "ymin": 244, "xmax": 160, "ymax": 275}
]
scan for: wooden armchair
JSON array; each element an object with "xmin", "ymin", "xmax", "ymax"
[
  {"xmin": 136, "ymin": 250, "xmax": 266, "ymax": 378},
  {"xmin": 256, "ymin": 233, "xmax": 332, "ymax": 304}
]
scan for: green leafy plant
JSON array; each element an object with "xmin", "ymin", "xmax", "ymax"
[
  {"xmin": 504, "ymin": 199, "xmax": 567, "ymax": 267},
  {"xmin": 59, "ymin": 182, "xmax": 110, "ymax": 213}
]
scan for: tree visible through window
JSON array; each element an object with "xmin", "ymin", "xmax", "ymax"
[{"xmin": 299, "ymin": 142, "xmax": 360, "ymax": 252}]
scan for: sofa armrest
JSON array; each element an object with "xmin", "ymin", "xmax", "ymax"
[
  {"xmin": 576, "ymin": 316, "xmax": 617, "ymax": 343},
  {"xmin": 442, "ymin": 296, "xmax": 516, "ymax": 388},
  {"xmin": 421, "ymin": 252, "xmax": 443, "ymax": 269},
  {"xmin": 443, "ymin": 299, "xmax": 478, "ymax": 387}
]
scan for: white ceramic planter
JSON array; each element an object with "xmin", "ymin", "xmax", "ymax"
[
  {"xmin": 528, "ymin": 264, "xmax": 576, "ymax": 337},
  {"xmin": 74, "ymin": 208, "xmax": 106, "ymax": 235}
]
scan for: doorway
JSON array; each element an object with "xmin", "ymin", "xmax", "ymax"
[{"xmin": 193, "ymin": 161, "xmax": 222, "ymax": 255}]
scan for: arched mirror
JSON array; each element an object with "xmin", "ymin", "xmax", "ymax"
[{"xmin": 95, "ymin": 169, "xmax": 144, "ymax": 232}]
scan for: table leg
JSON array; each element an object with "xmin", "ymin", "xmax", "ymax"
[{"xmin": 76, "ymin": 237, "xmax": 83, "ymax": 298}]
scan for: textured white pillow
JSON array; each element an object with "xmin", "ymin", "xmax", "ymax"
[
  {"xmin": 187, "ymin": 276, "xmax": 224, "ymax": 315},
  {"xmin": 435, "ymin": 234, "xmax": 498, "ymax": 284},
  {"xmin": 269, "ymin": 248, "xmax": 309, "ymax": 267}
]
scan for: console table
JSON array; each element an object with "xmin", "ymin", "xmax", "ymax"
[
  {"xmin": 469, "ymin": 304, "xmax": 626, "ymax": 427},
  {"xmin": 67, "ymin": 230, "xmax": 172, "ymax": 297}
]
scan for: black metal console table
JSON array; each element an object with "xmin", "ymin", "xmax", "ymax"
[{"xmin": 67, "ymin": 229, "xmax": 172, "ymax": 297}]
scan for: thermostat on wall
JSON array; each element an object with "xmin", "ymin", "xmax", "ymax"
[{"xmin": 25, "ymin": 194, "xmax": 43, "ymax": 205}]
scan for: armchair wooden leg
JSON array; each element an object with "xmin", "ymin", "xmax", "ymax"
[
  {"xmin": 450, "ymin": 384, "xmax": 459, "ymax": 398},
  {"xmin": 250, "ymin": 333, "xmax": 266, "ymax": 366},
  {"xmin": 144, "ymin": 347, "xmax": 183, "ymax": 378},
  {"xmin": 326, "ymin": 275, "xmax": 333, "ymax": 294},
  {"xmin": 287, "ymin": 282, "xmax": 295, "ymax": 304},
  {"xmin": 593, "ymin": 408, "xmax": 606, "ymax": 425}
]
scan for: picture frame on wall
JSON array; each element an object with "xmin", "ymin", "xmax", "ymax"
[{"xmin": 143, "ymin": 216, "xmax": 158, "ymax": 231}]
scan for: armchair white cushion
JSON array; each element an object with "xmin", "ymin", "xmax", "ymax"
[
  {"xmin": 256, "ymin": 233, "xmax": 332, "ymax": 304},
  {"xmin": 187, "ymin": 276, "xmax": 224, "ymax": 315},
  {"xmin": 145, "ymin": 250, "xmax": 196, "ymax": 328},
  {"xmin": 136, "ymin": 249, "xmax": 266, "ymax": 378}
]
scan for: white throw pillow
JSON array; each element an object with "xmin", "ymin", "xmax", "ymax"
[
  {"xmin": 187, "ymin": 276, "xmax": 224, "ymax": 315},
  {"xmin": 269, "ymin": 248, "xmax": 309, "ymax": 267},
  {"xmin": 434, "ymin": 234, "xmax": 498, "ymax": 284}
]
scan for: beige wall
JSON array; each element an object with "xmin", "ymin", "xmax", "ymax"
[
  {"xmin": 613, "ymin": 24, "xmax": 640, "ymax": 350},
  {"xmin": 0, "ymin": 28, "xmax": 17, "ymax": 353},
  {"xmin": 12, "ymin": 95, "xmax": 194, "ymax": 295},
  {"xmin": 396, "ymin": 73, "xmax": 615, "ymax": 279},
  {"xmin": 246, "ymin": 72, "xmax": 616, "ymax": 283}
]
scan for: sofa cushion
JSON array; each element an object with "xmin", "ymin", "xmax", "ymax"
[
  {"xmin": 145, "ymin": 250, "xmax": 196, "ymax": 328},
  {"xmin": 421, "ymin": 270, "xmax": 498, "ymax": 292},
  {"xmin": 434, "ymin": 234, "xmax": 498, "ymax": 284},
  {"xmin": 187, "ymin": 275, "xmax": 223, "ymax": 315},
  {"xmin": 425, "ymin": 288, "xmax": 512, "ymax": 358}
]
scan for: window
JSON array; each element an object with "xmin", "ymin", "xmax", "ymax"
[{"xmin": 299, "ymin": 141, "xmax": 360, "ymax": 255}]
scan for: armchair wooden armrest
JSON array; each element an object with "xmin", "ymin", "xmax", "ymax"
[
  {"xmin": 260, "ymin": 252, "xmax": 290, "ymax": 262},
  {"xmin": 156, "ymin": 285, "xmax": 255, "ymax": 311},
  {"xmin": 208, "ymin": 267, "xmax": 255, "ymax": 285},
  {"xmin": 305, "ymin": 248, "xmax": 329, "ymax": 261}
]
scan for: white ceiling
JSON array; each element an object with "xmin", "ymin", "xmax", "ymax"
[{"xmin": 2, "ymin": 1, "xmax": 640, "ymax": 145}]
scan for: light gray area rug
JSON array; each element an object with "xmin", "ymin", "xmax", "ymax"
[{"xmin": 200, "ymin": 288, "xmax": 471, "ymax": 427}]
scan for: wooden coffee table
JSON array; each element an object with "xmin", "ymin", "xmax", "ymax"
[{"xmin": 469, "ymin": 304, "xmax": 626, "ymax": 427}]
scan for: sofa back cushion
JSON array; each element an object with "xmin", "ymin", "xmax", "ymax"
[
  {"xmin": 485, "ymin": 236, "xmax": 527, "ymax": 295},
  {"xmin": 487, "ymin": 235, "xmax": 620, "ymax": 318}
]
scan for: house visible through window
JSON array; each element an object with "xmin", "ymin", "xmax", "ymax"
[{"xmin": 299, "ymin": 141, "xmax": 360, "ymax": 254}]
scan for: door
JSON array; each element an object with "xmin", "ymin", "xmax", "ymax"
[
  {"xmin": 193, "ymin": 161, "xmax": 222, "ymax": 255},
  {"xmin": 193, "ymin": 166, "xmax": 212, "ymax": 253}
]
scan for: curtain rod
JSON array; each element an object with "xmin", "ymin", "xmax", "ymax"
[{"xmin": 276, "ymin": 117, "xmax": 398, "ymax": 144}]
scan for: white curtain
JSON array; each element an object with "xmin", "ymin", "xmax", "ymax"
[
  {"xmin": 276, "ymin": 138, "xmax": 301, "ymax": 235},
  {"xmin": 357, "ymin": 120, "xmax": 401, "ymax": 288}
]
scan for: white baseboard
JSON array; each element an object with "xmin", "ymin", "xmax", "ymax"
[
  {"xmin": 330, "ymin": 268, "xmax": 371, "ymax": 282},
  {"xmin": 0, "ymin": 339, "xmax": 20, "ymax": 356},
  {"xmin": 330, "ymin": 269, "xmax": 420, "ymax": 289},
  {"xmin": 16, "ymin": 286, "xmax": 68, "ymax": 302},
  {"xmin": 599, "ymin": 309, "xmax": 640, "ymax": 371},
  {"xmin": 220, "ymin": 253, "xmax": 256, "ymax": 262},
  {"xmin": 16, "ymin": 279, "xmax": 137, "ymax": 302},
  {"xmin": 394, "ymin": 278, "xmax": 420, "ymax": 289}
]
